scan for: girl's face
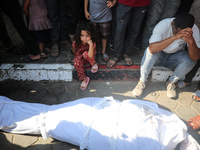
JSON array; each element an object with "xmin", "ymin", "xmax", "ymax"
[{"xmin": 80, "ymin": 30, "xmax": 91, "ymax": 44}]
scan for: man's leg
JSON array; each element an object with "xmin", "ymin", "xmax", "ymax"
[
  {"xmin": 184, "ymin": 59, "xmax": 200, "ymax": 83},
  {"xmin": 142, "ymin": 0, "xmax": 165, "ymax": 49},
  {"xmin": 107, "ymin": 3, "xmax": 132, "ymax": 67},
  {"xmin": 165, "ymin": 51, "xmax": 196, "ymax": 83},
  {"xmin": 164, "ymin": 50, "xmax": 196, "ymax": 98},
  {"xmin": 161, "ymin": 0, "xmax": 181, "ymax": 20},
  {"xmin": 123, "ymin": 6, "xmax": 147, "ymax": 56},
  {"xmin": 113, "ymin": 3, "xmax": 132, "ymax": 59},
  {"xmin": 140, "ymin": 49, "xmax": 164, "ymax": 82},
  {"xmin": 132, "ymin": 49, "xmax": 162, "ymax": 97},
  {"xmin": 1, "ymin": 0, "xmax": 39, "ymax": 56},
  {"xmin": 59, "ymin": 0, "xmax": 68, "ymax": 42},
  {"xmin": 99, "ymin": 22, "xmax": 111, "ymax": 61},
  {"xmin": 109, "ymin": 5, "xmax": 116, "ymax": 51},
  {"xmin": 0, "ymin": 11, "xmax": 11, "ymax": 48},
  {"xmin": 45, "ymin": 0, "xmax": 60, "ymax": 57},
  {"xmin": 192, "ymin": 81, "xmax": 200, "ymax": 102},
  {"xmin": 45, "ymin": 0, "xmax": 59, "ymax": 44}
]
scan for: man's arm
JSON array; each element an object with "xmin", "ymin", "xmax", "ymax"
[
  {"xmin": 149, "ymin": 36, "xmax": 176, "ymax": 54},
  {"xmin": 183, "ymin": 36, "xmax": 200, "ymax": 61},
  {"xmin": 107, "ymin": 0, "xmax": 117, "ymax": 8},
  {"xmin": 149, "ymin": 27, "xmax": 193, "ymax": 54}
]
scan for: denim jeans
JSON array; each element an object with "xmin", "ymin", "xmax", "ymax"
[
  {"xmin": 45, "ymin": 0, "xmax": 67, "ymax": 44},
  {"xmin": 140, "ymin": 49, "xmax": 196, "ymax": 83},
  {"xmin": 114, "ymin": 3, "xmax": 147, "ymax": 59},
  {"xmin": 184, "ymin": 59, "xmax": 200, "ymax": 83}
]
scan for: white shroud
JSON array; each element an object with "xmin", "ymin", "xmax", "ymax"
[{"xmin": 0, "ymin": 96, "xmax": 199, "ymax": 150}]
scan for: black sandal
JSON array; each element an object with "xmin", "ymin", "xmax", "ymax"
[
  {"xmin": 123, "ymin": 55, "xmax": 133, "ymax": 66},
  {"xmin": 107, "ymin": 57, "xmax": 119, "ymax": 68}
]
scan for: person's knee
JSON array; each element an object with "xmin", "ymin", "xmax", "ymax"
[
  {"xmin": 180, "ymin": 57, "xmax": 196, "ymax": 71},
  {"xmin": 182, "ymin": 54, "xmax": 196, "ymax": 66}
]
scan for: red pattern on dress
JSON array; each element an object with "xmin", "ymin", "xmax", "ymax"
[{"xmin": 73, "ymin": 42, "xmax": 96, "ymax": 80}]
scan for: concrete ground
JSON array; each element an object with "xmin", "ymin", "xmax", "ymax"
[{"xmin": 0, "ymin": 80, "xmax": 199, "ymax": 150}]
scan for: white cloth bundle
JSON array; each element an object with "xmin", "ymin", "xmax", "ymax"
[{"xmin": 0, "ymin": 96, "xmax": 199, "ymax": 150}]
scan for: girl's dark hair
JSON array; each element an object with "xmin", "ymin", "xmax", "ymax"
[{"xmin": 74, "ymin": 22, "xmax": 95, "ymax": 50}]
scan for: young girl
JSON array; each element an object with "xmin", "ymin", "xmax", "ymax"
[
  {"xmin": 23, "ymin": 0, "xmax": 51, "ymax": 58},
  {"xmin": 73, "ymin": 22, "xmax": 98, "ymax": 90}
]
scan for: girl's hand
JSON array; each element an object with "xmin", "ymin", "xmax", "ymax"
[
  {"xmin": 86, "ymin": 39, "xmax": 93, "ymax": 46},
  {"xmin": 87, "ymin": 40, "xmax": 94, "ymax": 58}
]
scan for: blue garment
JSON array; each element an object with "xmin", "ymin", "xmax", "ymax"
[{"xmin": 89, "ymin": 0, "xmax": 112, "ymax": 23}]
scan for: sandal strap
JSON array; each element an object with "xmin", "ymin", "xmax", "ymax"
[
  {"xmin": 193, "ymin": 90, "xmax": 200, "ymax": 97},
  {"xmin": 81, "ymin": 82, "xmax": 86, "ymax": 87},
  {"xmin": 92, "ymin": 64, "xmax": 98, "ymax": 69},
  {"xmin": 107, "ymin": 58, "xmax": 119, "ymax": 67},
  {"xmin": 80, "ymin": 77, "xmax": 90, "ymax": 90}
]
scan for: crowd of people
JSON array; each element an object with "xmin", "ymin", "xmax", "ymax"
[{"xmin": 0, "ymin": 0, "xmax": 200, "ymax": 100}]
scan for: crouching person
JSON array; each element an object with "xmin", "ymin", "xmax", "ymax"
[{"xmin": 133, "ymin": 13, "xmax": 200, "ymax": 99}]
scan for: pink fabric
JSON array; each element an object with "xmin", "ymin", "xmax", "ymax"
[{"xmin": 28, "ymin": 0, "xmax": 51, "ymax": 31}]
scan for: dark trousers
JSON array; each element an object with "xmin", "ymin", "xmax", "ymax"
[
  {"xmin": 184, "ymin": 59, "xmax": 200, "ymax": 89},
  {"xmin": 0, "ymin": 0, "xmax": 39, "ymax": 55},
  {"xmin": 45, "ymin": 0, "xmax": 67, "ymax": 44},
  {"xmin": 142, "ymin": 0, "xmax": 181, "ymax": 48},
  {"xmin": 0, "ymin": 11, "xmax": 11, "ymax": 48},
  {"xmin": 109, "ymin": 5, "xmax": 116, "ymax": 44},
  {"xmin": 114, "ymin": 3, "xmax": 147, "ymax": 59}
]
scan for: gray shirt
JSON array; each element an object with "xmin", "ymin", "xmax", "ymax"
[{"xmin": 89, "ymin": 0, "xmax": 112, "ymax": 23}]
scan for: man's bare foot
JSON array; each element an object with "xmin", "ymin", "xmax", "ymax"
[
  {"xmin": 176, "ymin": 80, "xmax": 191, "ymax": 88},
  {"xmin": 192, "ymin": 89, "xmax": 200, "ymax": 102},
  {"xmin": 20, "ymin": 54, "xmax": 41, "ymax": 62},
  {"xmin": 29, "ymin": 54, "xmax": 41, "ymax": 60}
]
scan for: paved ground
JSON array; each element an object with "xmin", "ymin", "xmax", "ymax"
[
  {"xmin": 0, "ymin": 80, "xmax": 199, "ymax": 150},
  {"xmin": 0, "ymin": 40, "xmax": 143, "ymax": 66}
]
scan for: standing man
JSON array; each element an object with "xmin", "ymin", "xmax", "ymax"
[
  {"xmin": 45, "ymin": 0, "xmax": 68, "ymax": 57},
  {"xmin": 132, "ymin": 13, "xmax": 200, "ymax": 99},
  {"xmin": 107, "ymin": 0, "xmax": 151, "ymax": 67}
]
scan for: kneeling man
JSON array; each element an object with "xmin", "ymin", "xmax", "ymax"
[{"xmin": 133, "ymin": 13, "xmax": 200, "ymax": 99}]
